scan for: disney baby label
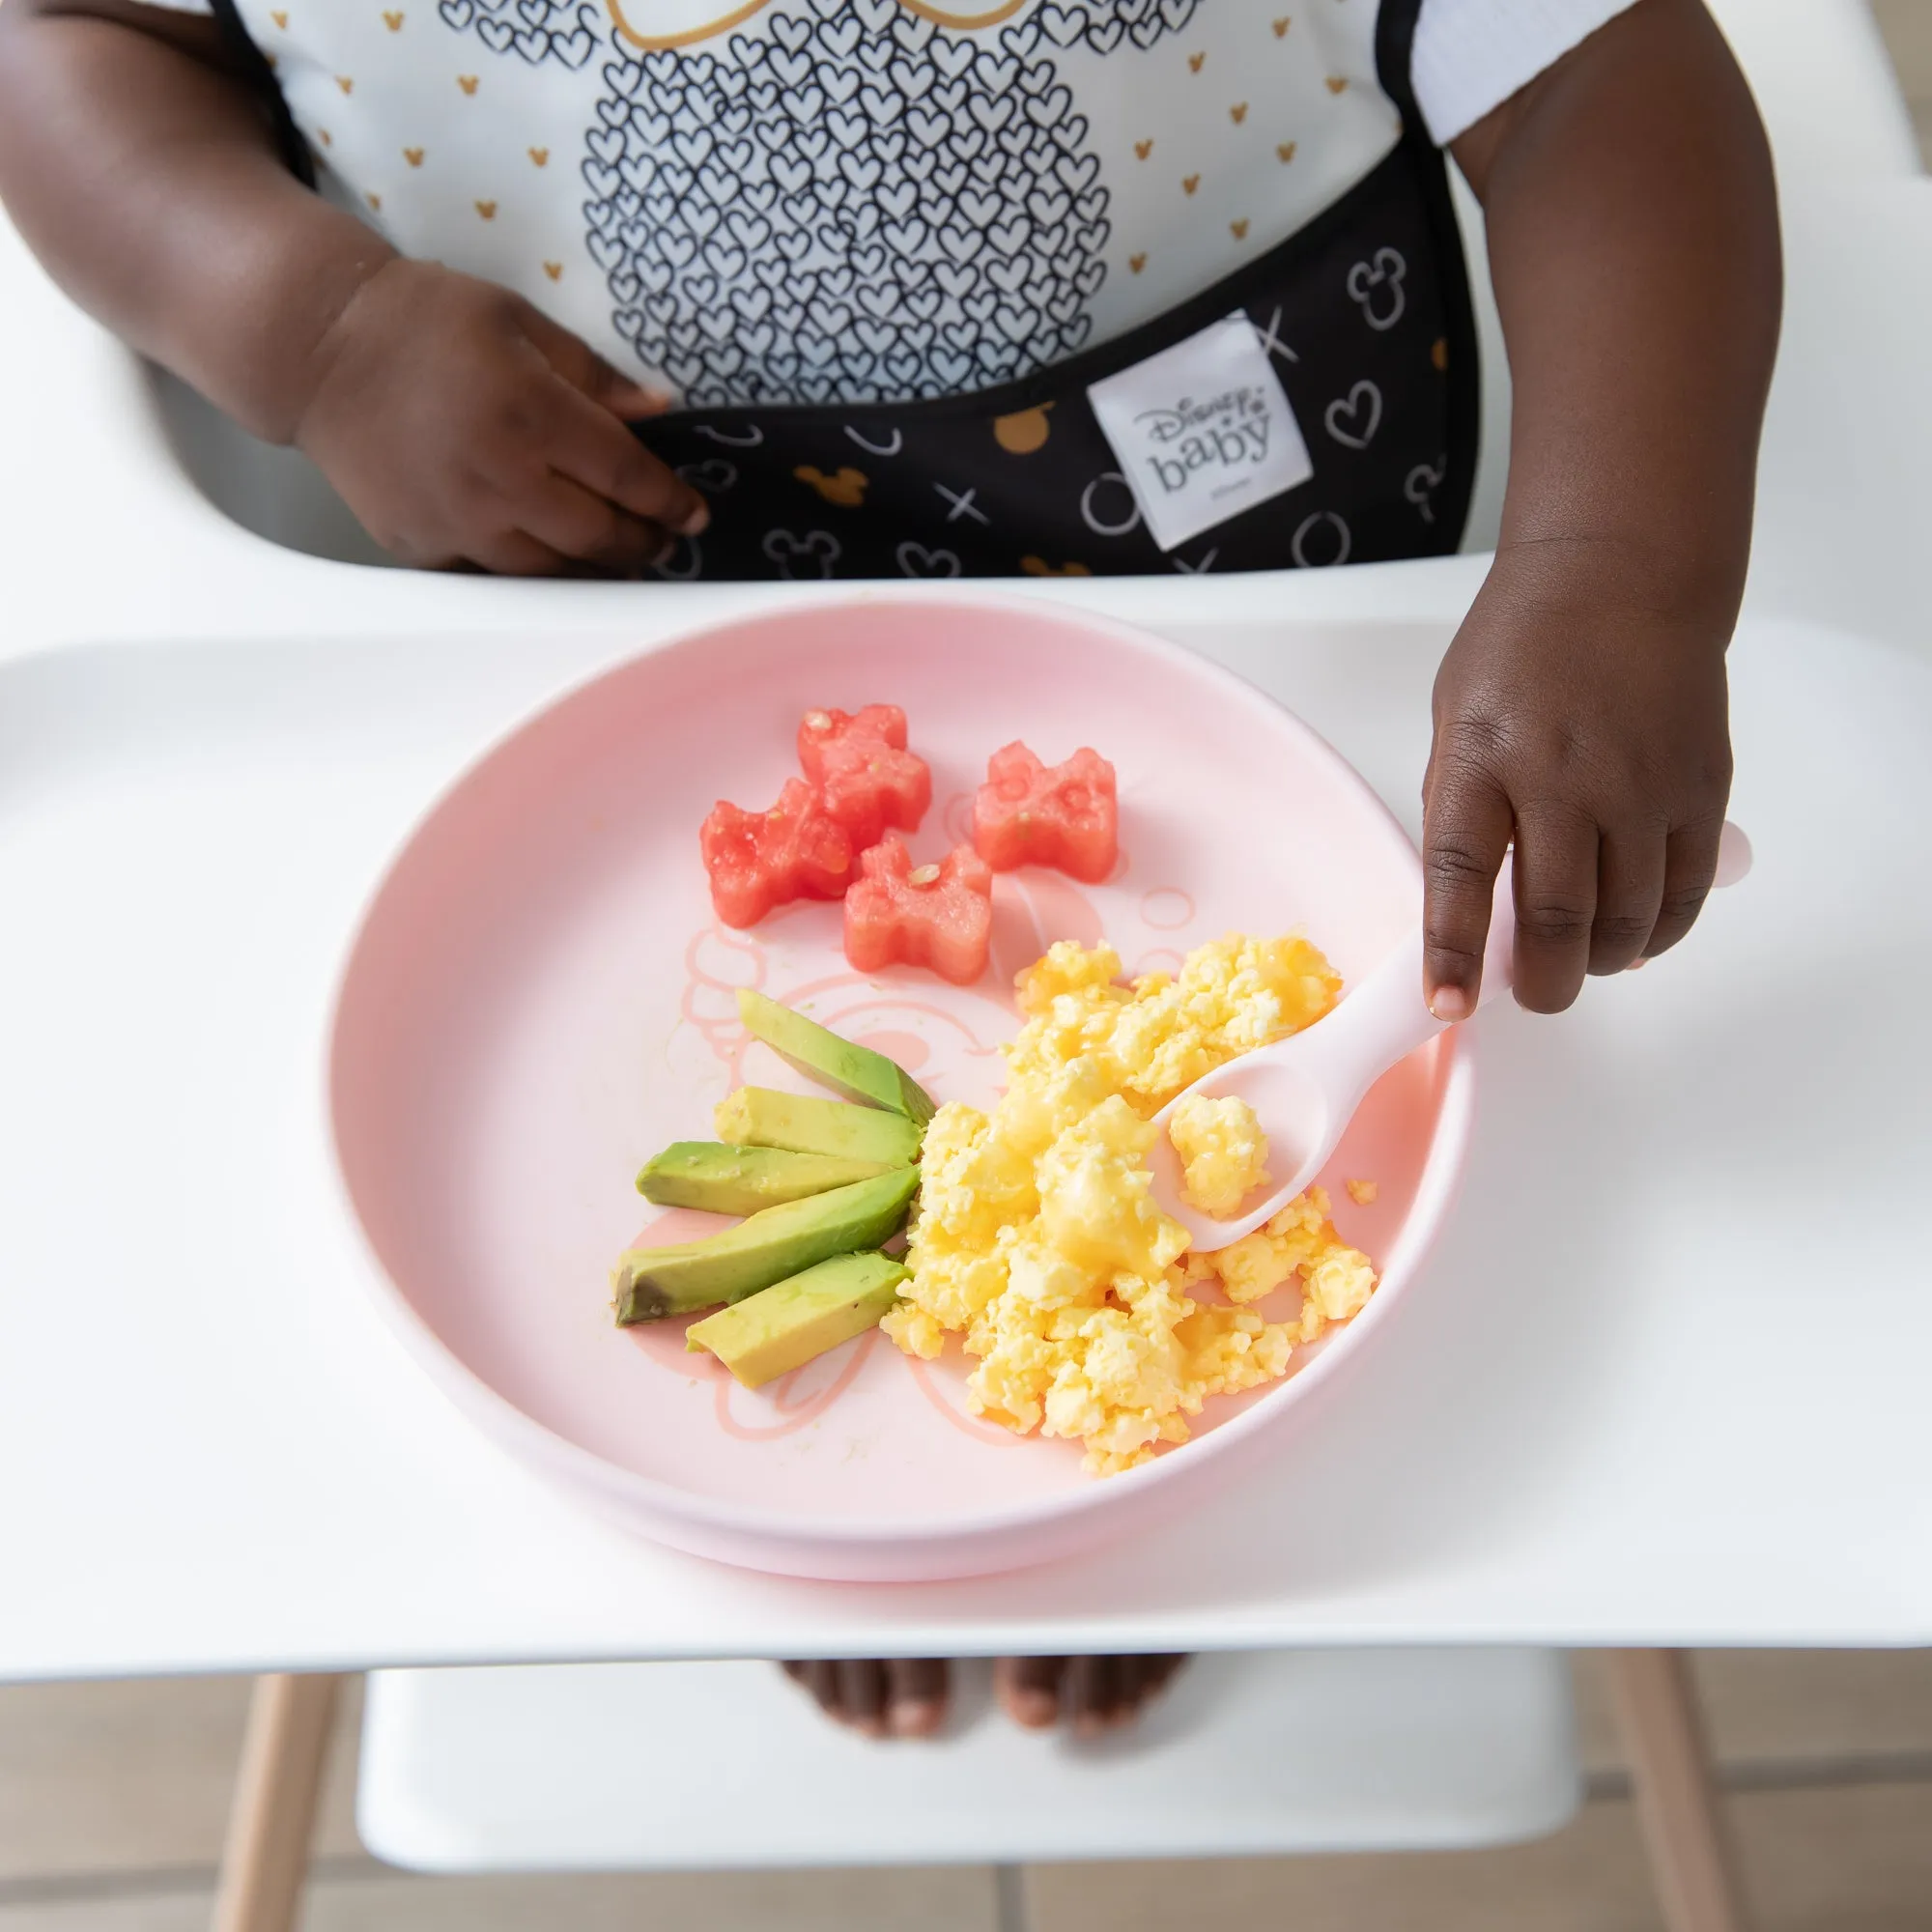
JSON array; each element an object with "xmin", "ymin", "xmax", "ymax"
[{"xmin": 1086, "ymin": 315, "xmax": 1315, "ymax": 554}]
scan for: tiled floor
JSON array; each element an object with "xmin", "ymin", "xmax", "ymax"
[
  {"xmin": 5, "ymin": 8, "xmax": 1930, "ymax": 1932},
  {"xmin": 7, "ymin": 1653, "xmax": 1932, "ymax": 1929}
]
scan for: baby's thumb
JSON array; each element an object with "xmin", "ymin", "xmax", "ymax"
[{"xmin": 1421, "ymin": 760, "xmax": 1513, "ymax": 1021}]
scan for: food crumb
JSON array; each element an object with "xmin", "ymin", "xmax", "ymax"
[{"xmin": 1345, "ymin": 1178, "xmax": 1378, "ymax": 1206}]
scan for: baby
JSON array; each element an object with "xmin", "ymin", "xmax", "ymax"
[{"xmin": 0, "ymin": 0, "xmax": 1777, "ymax": 1738}]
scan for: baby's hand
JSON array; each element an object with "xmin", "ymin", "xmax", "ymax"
[
  {"xmin": 294, "ymin": 258, "xmax": 706, "ymax": 575},
  {"xmin": 1421, "ymin": 546, "xmax": 1734, "ymax": 1016}
]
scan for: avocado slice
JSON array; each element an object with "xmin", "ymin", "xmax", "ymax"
[
  {"xmin": 611, "ymin": 1166, "xmax": 919, "ymax": 1324},
  {"xmin": 715, "ymin": 1087, "xmax": 923, "ymax": 1167},
  {"xmin": 637, "ymin": 1141, "xmax": 893, "ymax": 1215},
  {"xmin": 737, "ymin": 988, "xmax": 936, "ymax": 1124},
  {"xmin": 686, "ymin": 1251, "xmax": 909, "ymax": 1387}
]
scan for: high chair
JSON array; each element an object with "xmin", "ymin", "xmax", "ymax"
[
  {"xmin": 213, "ymin": 1649, "xmax": 1746, "ymax": 1932},
  {"xmin": 195, "ymin": 7, "xmax": 1916, "ymax": 1932}
]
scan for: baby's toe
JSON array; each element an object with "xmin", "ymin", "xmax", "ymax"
[
  {"xmin": 993, "ymin": 1655, "xmax": 1189, "ymax": 1735},
  {"xmin": 783, "ymin": 1659, "xmax": 951, "ymax": 1740},
  {"xmin": 994, "ymin": 1655, "xmax": 1066, "ymax": 1729},
  {"xmin": 781, "ymin": 1659, "xmax": 880, "ymax": 1734},
  {"xmin": 837, "ymin": 1659, "xmax": 891, "ymax": 1737},
  {"xmin": 1064, "ymin": 1654, "xmax": 1124, "ymax": 1738},
  {"xmin": 886, "ymin": 1658, "xmax": 951, "ymax": 1737}
]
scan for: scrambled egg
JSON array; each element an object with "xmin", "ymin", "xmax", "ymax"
[
  {"xmin": 883, "ymin": 934, "xmax": 1380, "ymax": 1474},
  {"xmin": 1168, "ymin": 1094, "xmax": 1271, "ymax": 1216},
  {"xmin": 1346, "ymin": 1178, "xmax": 1379, "ymax": 1206},
  {"xmin": 1202, "ymin": 1186, "xmax": 1378, "ymax": 1329}
]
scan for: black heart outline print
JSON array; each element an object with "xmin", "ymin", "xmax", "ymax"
[
  {"xmin": 446, "ymin": 0, "xmax": 1207, "ymax": 405},
  {"xmin": 442, "ymin": 0, "xmax": 598, "ymax": 64}
]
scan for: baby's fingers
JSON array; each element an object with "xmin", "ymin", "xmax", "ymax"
[
  {"xmin": 461, "ymin": 528, "xmax": 576, "ymax": 578},
  {"xmin": 545, "ymin": 379, "xmax": 709, "ymax": 537},
  {"xmin": 1643, "ymin": 814, "xmax": 1725, "ymax": 959},
  {"xmin": 516, "ymin": 474, "xmax": 675, "ymax": 576},
  {"xmin": 1510, "ymin": 806, "xmax": 1598, "ymax": 1013},
  {"xmin": 1588, "ymin": 825, "xmax": 1666, "ymax": 977},
  {"xmin": 1422, "ymin": 755, "xmax": 1513, "ymax": 1020}
]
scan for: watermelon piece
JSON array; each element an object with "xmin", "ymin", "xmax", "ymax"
[
  {"xmin": 844, "ymin": 834, "xmax": 993, "ymax": 985},
  {"xmin": 798, "ymin": 704, "xmax": 932, "ymax": 850},
  {"xmin": 700, "ymin": 778, "xmax": 855, "ymax": 929},
  {"xmin": 971, "ymin": 741, "xmax": 1119, "ymax": 884}
]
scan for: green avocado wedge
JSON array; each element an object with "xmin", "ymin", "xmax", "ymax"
[
  {"xmin": 737, "ymin": 988, "xmax": 936, "ymax": 1123},
  {"xmin": 611, "ymin": 1167, "xmax": 920, "ymax": 1324},
  {"xmin": 715, "ymin": 1087, "xmax": 924, "ymax": 1167},
  {"xmin": 685, "ymin": 1251, "xmax": 908, "ymax": 1387},
  {"xmin": 636, "ymin": 1142, "xmax": 894, "ymax": 1216}
]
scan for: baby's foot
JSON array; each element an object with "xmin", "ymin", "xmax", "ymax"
[
  {"xmin": 781, "ymin": 1658, "xmax": 952, "ymax": 1739},
  {"xmin": 994, "ymin": 1654, "xmax": 1188, "ymax": 1737},
  {"xmin": 781, "ymin": 1654, "xmax": 1188, "ymax": 1739}
]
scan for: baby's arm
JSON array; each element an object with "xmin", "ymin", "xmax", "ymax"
[
  {"xmin": 0, "ymin": 0, "xmax": 706, "ymax": 572},
  {"xmin": 1424, "ymin": 0, "xmax": 1778, "ymax": 1014}
]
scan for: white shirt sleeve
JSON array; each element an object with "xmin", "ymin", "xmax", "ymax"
[{"xmin": 1410, "ymin": 0, "xmax": 1641, "ymax": 145}]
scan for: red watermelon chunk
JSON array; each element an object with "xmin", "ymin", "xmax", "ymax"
[
  {"xmin": 843, "ymin": 834, "xmax": 993, "ymax": 985},
  {"xmin": 798, "ymin": 704, "xmax": 932, "ymax": 851},
  {"xmin": 700, "ymin": 778, "xmax": 855, "ymax": 929},
  {"xmin": 971, "ymin": 741, "xmax": 1118, "ymax": 885}
]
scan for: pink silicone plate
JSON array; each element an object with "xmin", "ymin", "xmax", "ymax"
[{"xmin": 328, "ymin": 593, "xmax": 1472, "ymax": 1581}]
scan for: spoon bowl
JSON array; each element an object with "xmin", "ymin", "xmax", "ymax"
[
  {"xmin": 1154, "ymin": 821, "xmax": 1753, "ymax": 1251},
  {"xmin": 1150, "ymin": 1058, "xmax": 1334, "ymax": 1248}
]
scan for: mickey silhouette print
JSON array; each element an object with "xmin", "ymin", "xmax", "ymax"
[
  {"xmin": 762, "ymin": 526, "xmax": 842, "ymax": 575},
  {"xmin": 439, "ymin": 0, "xmax": 1205, "ymax": 406},
  {"xmin": 1346, "ymin": 245, "xmax": 1406, "ymax": 330}
]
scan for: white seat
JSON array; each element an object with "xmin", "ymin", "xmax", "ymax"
[{"xmin": 355, "ymin": 1650, "xmax": 1579, "ymax": 1872}]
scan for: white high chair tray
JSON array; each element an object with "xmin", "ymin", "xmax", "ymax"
[
  {"xmin": 356, "ymin": 1650, "xmax": 1578, "ymax": 1870},
  {"xmin": 1, "ymin": 611, "xmax": 1929, "ymax": 1682}
]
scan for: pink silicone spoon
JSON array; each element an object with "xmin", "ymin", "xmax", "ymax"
[{"xmin": 1150, "ymin": 820, "xmax": 1754, "ymax": 1252}]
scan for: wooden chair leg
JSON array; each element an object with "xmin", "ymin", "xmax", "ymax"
[
  {"xmin": 211, "ymin": 1672, "xmax": 349, "ymax": 1932},
  {"xmin": 1605, "ymin": 1649, "xmax": 1751, "ymax": 1932}
]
